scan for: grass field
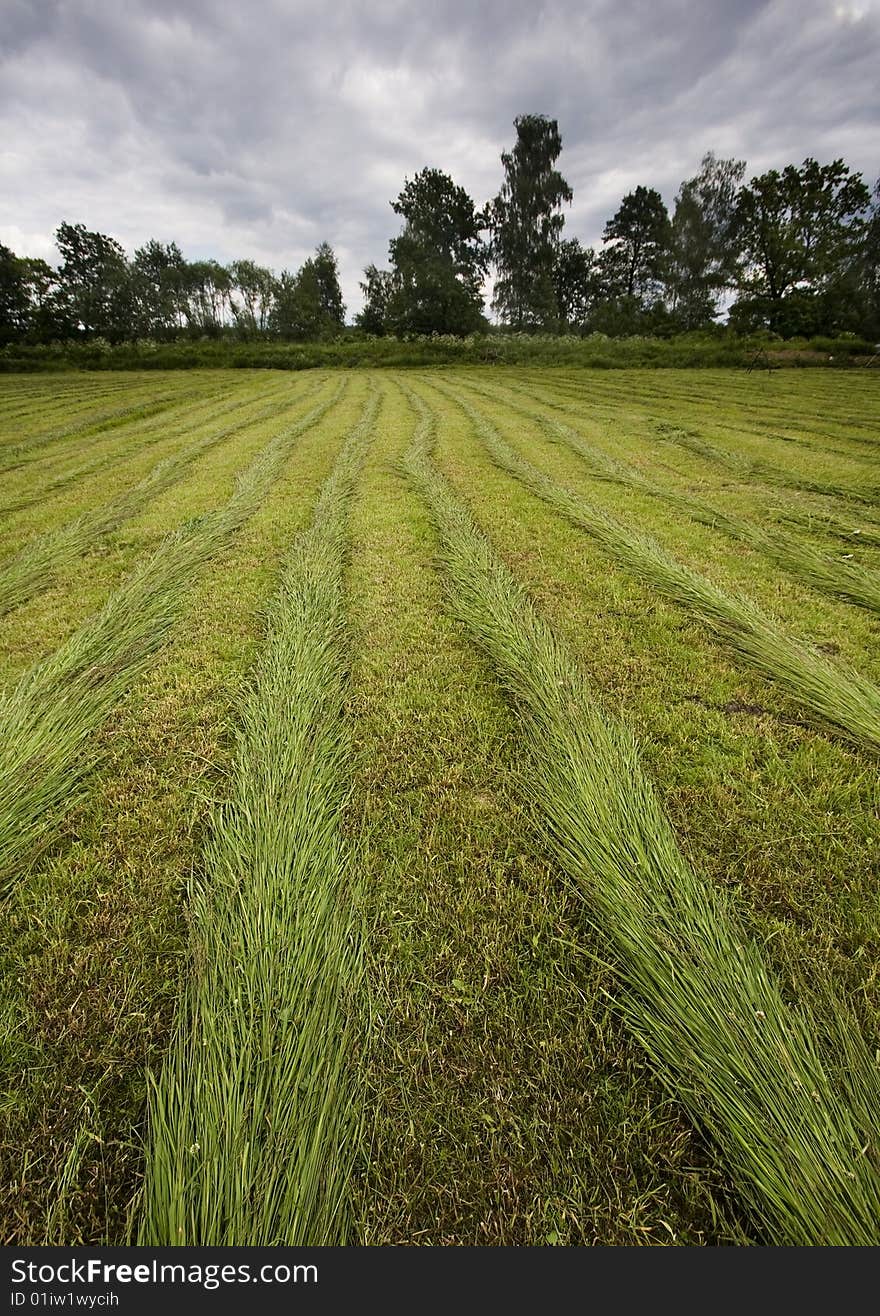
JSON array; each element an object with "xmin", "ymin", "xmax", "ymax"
[{"xmin": 0, "ymin": 366, "xmax": 878, "ymax": 1245}]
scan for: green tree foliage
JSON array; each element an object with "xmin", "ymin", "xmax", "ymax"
[
  {"xmin": 17, "ymin": 257, "xmax": 60, "ymax": 340},
  {"xmin": 181, "ymin": 260, "xmax": 233, "ymax": 337},
  {"xmin": 312, "ymin": 242, "xmax": 346, "ymax": 327},
  {"xmin": 55, "ymin": 221, "xmax": 131, "ymax": 340},
  {"xmin": 0, "ymin": 244, "xmax": 30, "ymax": 344},
  {"xmin": 270, "ymin": 244, "xmax": 345, "ymax": 340},
  {"xmin": 490, "ymin": 115, "xmax": 572, "ymax": 329},
  {"xmin": 862, "ymin": 179, "xmax": 880, "ymax": 339},
  {"xmin": 384, "ymin": 167, "xmax": 487, "ymax": 335},
  {"xmin": 601, "ymin": 186, "xmax": 670, "ymax": 304},
  {"xmin": 131, "ymin": 240, "xmax": 187, "ymax": 338},
  {"xmin": 4, "ymin": 142, "xmax": 880, "ymax": 349},
  {"xmin": 355, "ymin": 264, "xmax": 394, "ymax": 335},
  {"xmin": 667, "ymin": 153, "xmax": 745, "ymax": 329},
  {"xmin": 552, "ymin": 238, "xmax": 598, "ymax": 332},
  {"xmin": 732, "ymin": 158, "xmax": 870, "ymax": 335},
  {"xmin": 229, "ymin": 259, "xmax": 277, "ymax": 337}
]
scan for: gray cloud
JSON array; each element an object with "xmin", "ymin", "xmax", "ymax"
[{"xmin": 1, "ymin": 0, "xmax": 878, "ymax": 316}]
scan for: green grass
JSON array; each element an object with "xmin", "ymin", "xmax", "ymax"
[
  {"xmin": 402, "ymin": 384, "xmax": 880, "ymax": 1244},
  {"xmin": 0, "ymin": 380, "xmax": 315, "ymax": 615},
  {"xmin": 0, "ymin": 375, "xmax": 367, "ymax": 1244},
  {"xmin": 0, "ymin": 381, "xmax": 347, "ymax": 891},
  {"xmin": 652, "ymin": 421, "xmax": 880, "ymax": 507},
  {"xmin": 138, "ymin": 391, "xmax": 377, "ymax": 1245},
  {"xmin": 428, "ymin": 380, "xmax": 880, "ymax": 756},
  {"xmin": 0, "ymin": 382, "xmax": 254, "ymax": 517},
  {"xmin": 0, "ymin": 367, "xmax": 878, "ymax": 1247},
  {"xmin": 347, "ymin": 381, "xmax": 739, "ymax": 1245},
  {"xmin": 453, "ymin": 375, "xmax": 880, "ymax": 618}
]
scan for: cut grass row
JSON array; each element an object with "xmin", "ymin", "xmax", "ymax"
[
  {"xmin": 402, "ymin": 384, "xmax": 880, "ymax": 1245},
  {"xmin": 138, "ymin": 390, "xmax": 378, "ymax": 1245},
  {"xmin": 0, "ymin": 384, "xmax": 205, "ymax": 472},
  {"xmin": 508, "ymin": 371, "xmax": 880, "ymax": 502},
  {"xmin": 0, "ymin": 381, "xmax": 253, "ymax": 518},
  {"xmin": 0, "ymin": 379, "xmax": 321, "ymax": 616},
  {"xmin": 428, "ymin": 382, "xmax": 880, "ymax": 756},
  {"xmin": 481, "ymin": 371, "xmax": 880, "ymax": 552},
  {"xmin": 348, "ymin": 380, "xmax": 739, "ymax": 1244},
  {"xmin": 1, "ymin": 369, "xmax": 876, "ymax": 1245},
  {"xmin": 454, "ymin": 377, "xmax": 880, "ymax": 619},
  {"xmin": 516, "ymin": 368, "xmax": 880, "ymax": 450},
  {"xmin": 0, "ymin": 378, "xmax": 159, "ymax": 438},
  {"xmin": 0, "ymin": 381, "xmax": 347, "ymax": 892},
  {"xmin": 653, "ymin": 422, "xmax": 880, "ymax": 508},
  {"xmin": 0, "ymin": 377, "xmax": 369, "ymax": 1246}
]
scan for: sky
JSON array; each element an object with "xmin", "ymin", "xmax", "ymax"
[{"xmin": 1, "ymin": 0, "xmax": 878, "ymax": 318}]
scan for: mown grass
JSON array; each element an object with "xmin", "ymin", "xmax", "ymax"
[
  {"xmin": 428, "ymin": 381, "xmax": 880, "ymax": 756},
  {"xmin": 138, "ymin": 391, "xmax": 377, "ymax": 1245},
  {"xmin": 442, "ymin": 372, "xmax": 880, "ymax": 684},
  {"xmin": 347, "ymin": 381, "xmax": 740, "ymax": 1245},
  {"xmin": 0, "ymin": 381, "xmax": 347, "ymax": 891},
  {"xmin": 1, "ymin": 367, "xmax": 878, "ymax": 1246},
  {"xmin": 513, "ymin": 366, "xmax": 880, "ymax": 457},
  {"xmin": 0, "ymin": 377, "xmax": 208, "ymax": 466},
  {"xmin": 652, "ymin": 421, "xmax": 880, "ymax": 507},
  {"xmin": 412, "ymin": 368, "xmax": 879, "ymax": 1106},
  {"xmin": 453, "ymin": 376, "xmax": 880, "ymax": 619},
  {"xmin": 0, "ymin": 377, "xmax": 312, "ymax": 615},
  {"xmin": 0, "ymin": 375, "xmax": 369, "ymax": 1244},
  {"xmin": 509, "ymin": 368, "xmax": 880, "ymax": 529},
  {"xmin": 0, "ymin": 380, "xmax": 253, "ymax": 518},
  {"xmin": 403, "ymin": 386, "xmax": 880, "ymax": 1244}
]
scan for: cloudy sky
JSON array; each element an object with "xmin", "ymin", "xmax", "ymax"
[{"xmin": 1, "ymin": 0, "xmax": 878, "ymax": 317}]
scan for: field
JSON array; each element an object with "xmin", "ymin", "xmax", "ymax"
[{"xmin": 0, "ymin": 365, "xmax": 878, "ymax": 1246}]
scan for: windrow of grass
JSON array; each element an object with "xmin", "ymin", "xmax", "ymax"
[
  {"xmin": 516, "ymin": 368, "xmax": 880, "ymax": 456},
  {"xmin": 0, "ymin": 381, "xmax": 347, "ymax": 893},
  {"xmin": 0, "ymin": 378, "xmax": 154, "ymax": 439},
  {"xmin": 0, "ymin": 379, "xmax": 364, "ymax": 1247},
  {"xmin": 506, "ymin": 372, "xmax": 880, "ymax": 531},
  {"xmin": 0, "ymin": 379, "xmax": 314, "ymax": 617},
  {"xmin": 429, "ymin": 383, "xmax": 880, "ymax": 757},
  {"xmin": 456, "ymin": 378, "xmax": 880, "ymax": 620},
  {"xmin": 402, "ymin": 387, "xmax": 880, "ymax": 1246},
  {"xmin": 0, "ymin": 384, "xmax": 202, "ymax": 472},
  {"xmin": 653, "ymin": 421, "xmax": 880, "ymax": 509},
  {"xmin": 0, "ymin": 380, "xmax": 255, "ymax": 518},
  {"xmin": 137, "ymin": 390, "xmax": 378, "ymax": 1246},
  {"xmin": 348, "ymin": 381, "xmax": 743, "ymax": 1245},
  {"xmin": 504, "ymin": 371, "xmax": 880, "ymax": 505}
]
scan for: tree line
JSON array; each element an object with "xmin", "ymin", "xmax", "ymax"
[
  {"xmin": 0, "ymin": 230, "xmax": 347, "ymax": 346},
  {"xmin": 2, "ymin": 115, "xmax": 878, "ymax": 345}
]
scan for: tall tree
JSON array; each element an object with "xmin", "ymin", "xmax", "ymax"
[
  {"xmin": 734, "ymin": 158, "xmax": 870, "ymax": 334},
  {"xmin": 861, "ymin": 178, "xmax": 880, "ymax": 338},
  {"xmin": 601, "ymin": 186, "xmax": 670, "ymax": 304},
  {"xmin": 310, "ymin": 242, "xmax": 346, "ymax": 328},
  {"xmin": 55, "ymin": 221, "xmax": 131, "ymax": 340},
  {"xmin": 17, "ymin": 256, "xmax": 61, "ymax": 340},
  {"xmin": 181, "ymin": 259, "xmax": 232, "ymax": 336},
  {"xmin": 229, "ymin": 259, "xmax": 277, "ymax": 337},
  {"xmin": 666, "ymin": 152, "xmax": 745, "ymax": 329},
  {"xmin": 131, "ymin": 239, "xmax": 187, "ymax": 338},
  {"xmin": 355, "ymin": 264, "xmax": 394, "ymax": 335},
  {"xmin": 0, "ymin": 244, "xmax": 29, "ymax": 344},
  {"xmin": 270, "ymin": 244, "xmax": 345, "ymax": 340},
  {"xmin": 490, "ymin": 114, "xmax": 572, "ymax": 329},
  {"xmin": 385, "ymin": 167, "xmax": 487, "ymax": 335},
  {"xmin": 552, "ymin": 238, "xmax": 598, "ymax": 332}
]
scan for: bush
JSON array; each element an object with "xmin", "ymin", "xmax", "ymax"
[{"xmin": 1, "ymin": 330, "xmax": 873, "ymax": 374}]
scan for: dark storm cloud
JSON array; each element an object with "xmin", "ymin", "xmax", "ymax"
[{"xmin": 1, "ymin": 0, "xmax": 877, "ymax": 314}]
